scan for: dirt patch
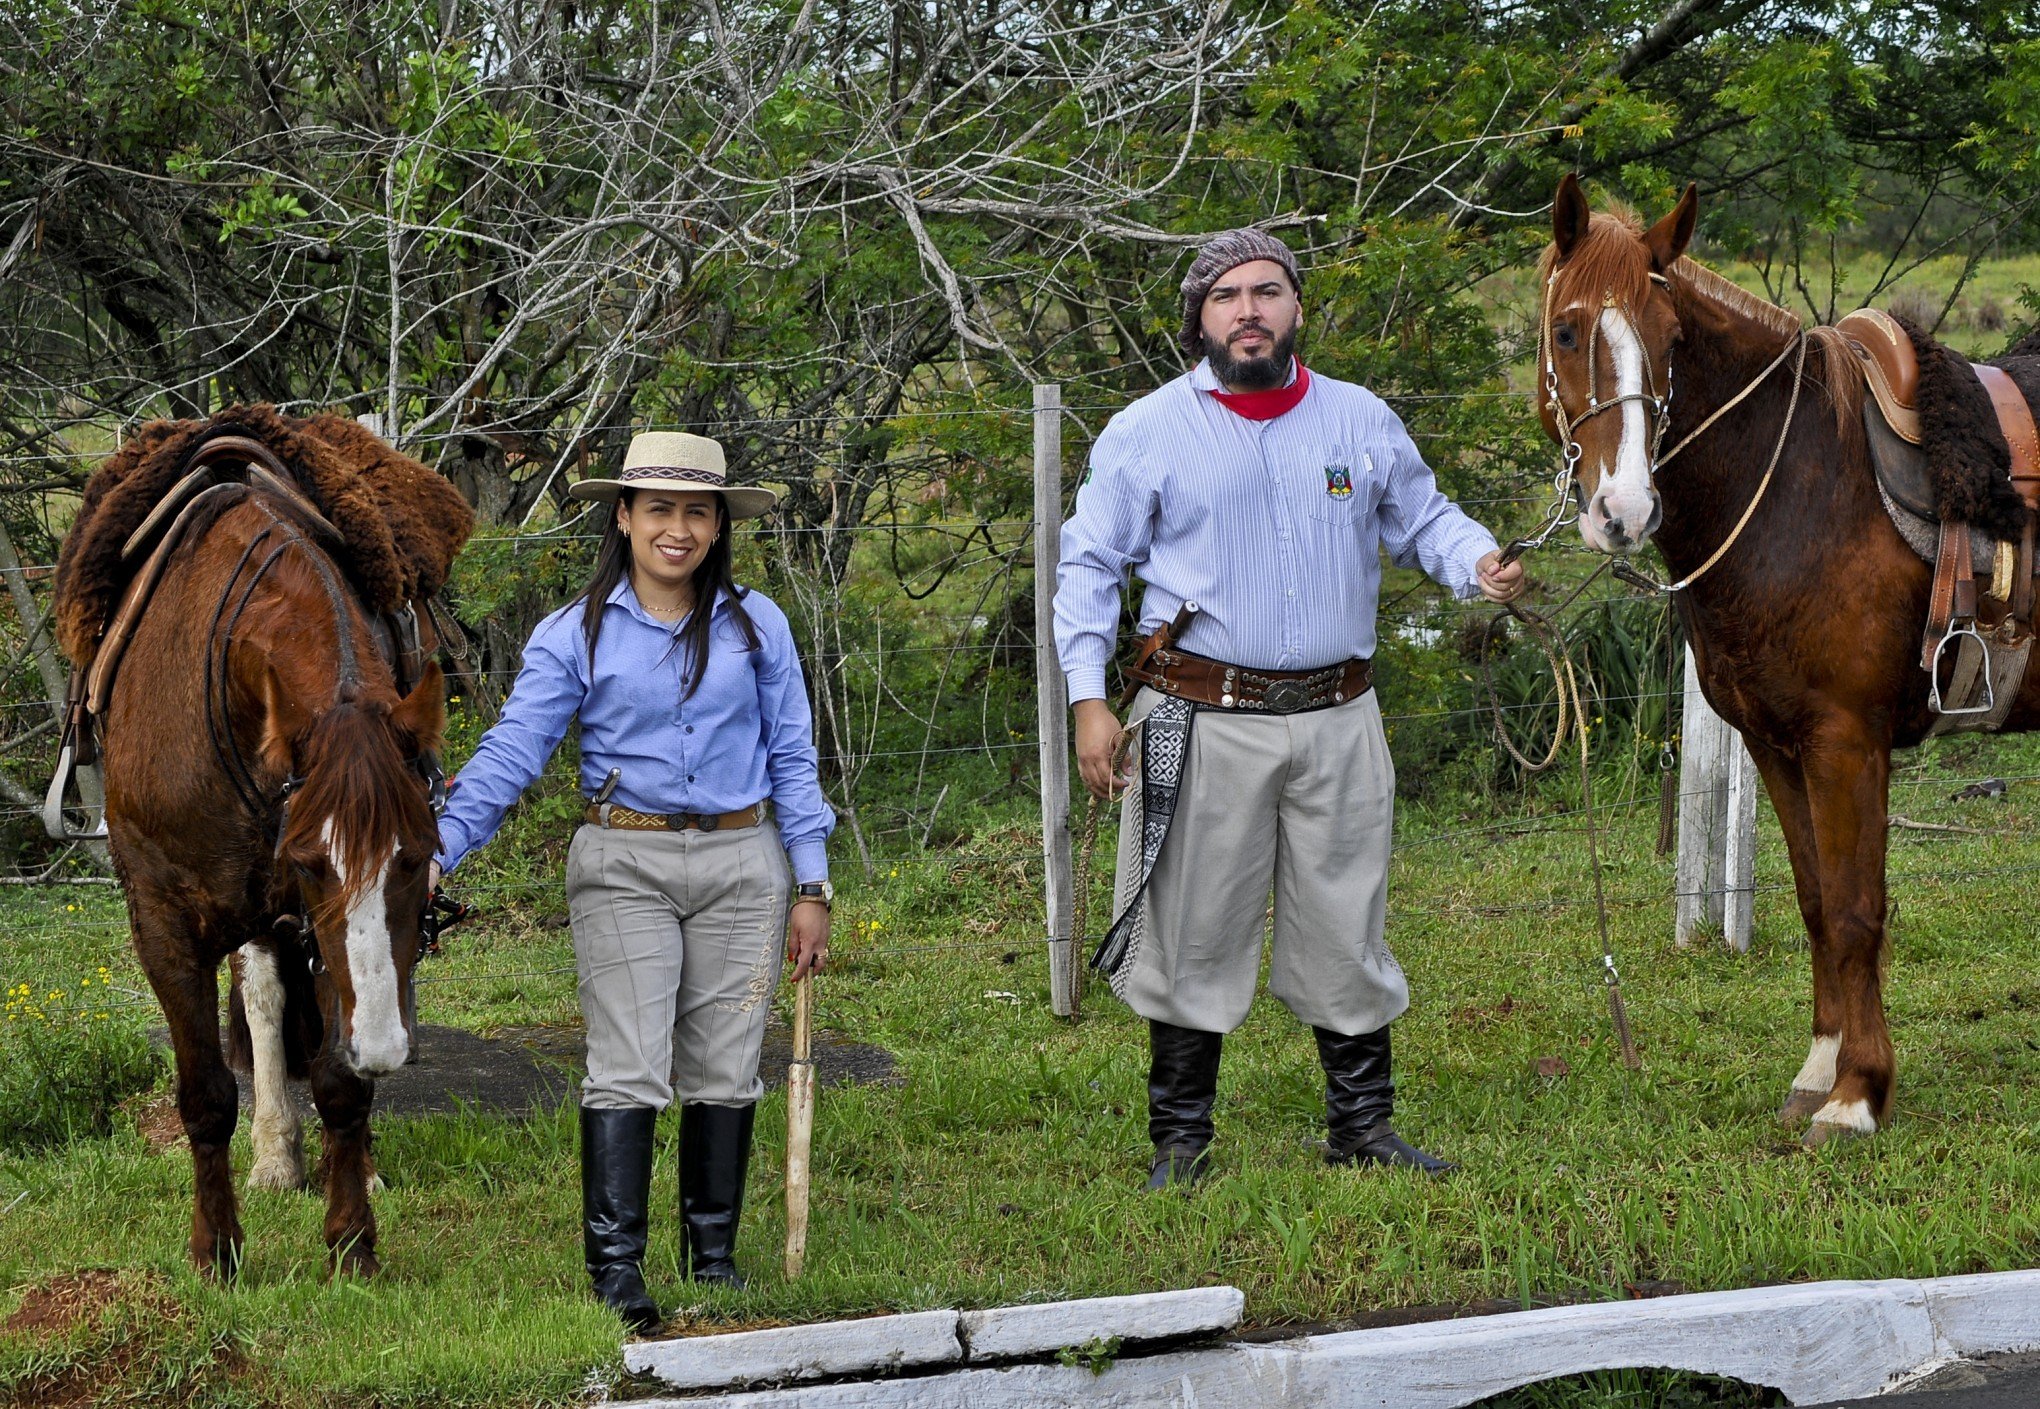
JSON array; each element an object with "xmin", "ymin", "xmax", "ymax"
[
  {"xmin": 1, "ymin": 1270, "xmax": 232, "ymax": 1409},
  {"xmin": 127, "ymin": 1094, "xmax": 184, "ymax": 1152},
  {"xmin": 2, "ymin": 1270, "xmax": 140, "ymax": 1337}
]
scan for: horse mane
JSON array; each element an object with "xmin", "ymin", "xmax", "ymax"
[
  {"xmin": 55, "ymin": 404, "xmax": 474, "ymax": 669},
  {"xmin": 276, "ymin": 688, "xmax": 438, "ymax": 934},
  {"xmin": 1540, "ymin": 207, "xmax": 1859, "ymax": 436}
]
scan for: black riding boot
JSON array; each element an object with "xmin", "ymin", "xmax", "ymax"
[
  {"xmin": 1315, "ymin": 1025, "xmax": 1455, "ymax": 1176},
  {"xmin": 580, "ymin": 1106, "xmax": 662, "ymax": 1333},
  {"xmin": 1146, "ymin": 1020, "xmax": 1223, "ymax": 1191},
  {"xmin": 679, "ymin": 1102, "xmax": 756, "ymax": 1288}
]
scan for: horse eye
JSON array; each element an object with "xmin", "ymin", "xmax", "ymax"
[{"xmin": 1553, "ymin": 324, "xmax": 1578, "ymax": 352}]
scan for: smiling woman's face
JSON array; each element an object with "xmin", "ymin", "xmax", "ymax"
[{"xmin": 617, "ymin": 490, "xmax": 721, "ymax": 597}]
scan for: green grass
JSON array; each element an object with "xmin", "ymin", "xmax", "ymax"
[{"xmin": 4, "ymin": 719, "xmax": 2040, "ymax": 1406}]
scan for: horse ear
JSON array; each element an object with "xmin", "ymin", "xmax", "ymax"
[
  {"xmin": 393, "ymin": 661, "xmax": 446, "ymax": 758},
  {"xmin": 1646, "ymin": 182, "xmax": 1699, "ymax": 272},
  {"xmin": 1553, "ymin": 173, "xmax": 1590, "ymax": 260},
  {"xmin": 259, "ymin": 667, "xmax": 312, "ymax": 779}
]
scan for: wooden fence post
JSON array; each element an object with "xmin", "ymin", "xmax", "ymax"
[
  {"xmin": 1674, "ymin": 646, "xmax": 1757, "ymax": 951},
  {"xmin": 1033, "ymin": 384, "xmax": 1078, "ymax": 1016}
]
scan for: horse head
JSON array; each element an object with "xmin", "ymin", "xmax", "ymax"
[
  {"xmin": 1538, "ymin": 173, "xmax": 1698, "ymax": 554},
  {"xmin": 263, "ymin": 661, "xmax": 446, "ymax": 1076}
]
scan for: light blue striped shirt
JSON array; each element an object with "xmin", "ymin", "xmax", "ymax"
[
  {"xmin": 435, "ymin": 581, "xmax": 834, "ymax": 882},
  {"xmin": 1055, "ymin": 360, "xmax": 1499, "ymax": 703}
]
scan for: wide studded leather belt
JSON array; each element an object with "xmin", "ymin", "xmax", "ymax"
[
  {"xmin": 1130, "ymin": 649, "xmax": 1372, "ymax": 714},
  {"xmin": 583, "ymin": 801, "xmax": 767, "ymax": 832}
]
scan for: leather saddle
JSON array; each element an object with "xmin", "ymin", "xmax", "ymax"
[
  {"xmin": 43, "ymin": 431, "xmax": 461, "ymax": 840},
  {"xmin": 1835, "ymin": 308, "xmax": 2040, "ymax": 731}
]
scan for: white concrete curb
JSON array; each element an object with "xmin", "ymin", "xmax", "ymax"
[
  {"xmin": 625, "ymin": 1288, "xmax": 1243, "ymax": 1394},
  {"xmin": 623, "ymin": 1310, "xmax": 962, "ymax": 1392},
  {"xmin": 959, "ymin": 1288, "xmax": 1245, "ymax": 1361},
  {"xmin": 625, "ymin": 1269, "xmax": 2040, "ymax": 1406}
]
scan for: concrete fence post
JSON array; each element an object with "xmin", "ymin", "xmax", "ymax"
[
  {"xmin": 1032, "ymin": 384, "xmax": 1078, "ymax": 1015},
  {"xmin": 1675, "ymin": 647, "xmax": 1757, "ymax": 951}
]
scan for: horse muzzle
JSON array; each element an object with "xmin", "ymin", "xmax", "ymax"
[
  {"xmin": 346, "ymin": 1026, "xmax": 410, "ymax": 1077},
  {"xmin": 1581, "ymin": 487, "xmax": 1662, "ymax": 555}
]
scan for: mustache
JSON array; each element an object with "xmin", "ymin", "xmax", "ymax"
[{"xmin": 1229, "ymin": 323, "xmax": 1276, "ymax": 347}]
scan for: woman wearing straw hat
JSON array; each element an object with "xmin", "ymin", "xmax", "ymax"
[{"xmin": 431, "ymin": 432, "xmax": 834, "ymax": 1329}]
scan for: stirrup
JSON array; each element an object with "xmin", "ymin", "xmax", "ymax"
[
  {"xmin": 42, "ymin": 737, "xmax": 108, "ymax": 842},
  {"xmin": 1928, "ymin": 622, "xmax": 1994, "ymax": 716}
]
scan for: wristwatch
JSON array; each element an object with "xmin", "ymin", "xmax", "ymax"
[{"xmin": 794, "ymin": 881, "xmax": 833, "ymax": 910}]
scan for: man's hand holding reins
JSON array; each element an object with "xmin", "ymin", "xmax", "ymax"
[
  {"xmin": 1476, "ymin": 550, "xmax": 1528, "ymax": 604},
  {"xmin": 1075, "ymin": 698, "xmax": 1131, "ymax": 801}
]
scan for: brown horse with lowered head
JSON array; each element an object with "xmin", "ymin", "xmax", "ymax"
[
  {"xmin": 1535, "ymin": 175, "xmax": 2040, "ymax": 1144},
  {"xmin": 55, "ymin": 412, "xmax": 467, "ymax": 1275}
]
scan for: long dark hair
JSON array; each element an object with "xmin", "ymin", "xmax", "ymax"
[{"xmin": 575, "ymin": 489, "xmax": 761, "ymax": 699}]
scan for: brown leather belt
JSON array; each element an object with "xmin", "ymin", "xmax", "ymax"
[
  {"xmin": 1132, "ymin": 650, "xmax": 1372, "ymax": 714},
  {"xmin": 583, "ymin": 802, "xmax": 766, "ymax": 832}
]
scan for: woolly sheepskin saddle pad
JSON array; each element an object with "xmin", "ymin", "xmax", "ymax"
[{"xmin": 53, "ymin": 404, "xmax": 475, "ymax": 672}]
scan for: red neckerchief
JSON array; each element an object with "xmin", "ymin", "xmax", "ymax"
[{"xmin": 1207, "ymin": 361, "xmax": 1310, "ymax": 420}]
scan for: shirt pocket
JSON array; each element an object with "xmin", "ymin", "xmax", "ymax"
[{"xmin": 1306, "ymin": 449, "xmax": 1371, "ymax": 526}]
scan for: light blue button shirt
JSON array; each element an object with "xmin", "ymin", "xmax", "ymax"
[
  {"xmin": 1055, "ymin": 360, "xmax": 1499, "ymax": 703},
  {"xmin": 435, "ymin": 580, "xmax": 834, "ymax": 881}
]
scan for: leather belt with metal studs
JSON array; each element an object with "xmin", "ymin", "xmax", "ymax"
[{"xmin": 1127, "ymin": 649, "xmax": 1373, "ymax": 714}]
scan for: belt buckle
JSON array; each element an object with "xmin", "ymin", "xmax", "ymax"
[
  {"xmin": 1262, "ymin": 679, "xmax": 1310, "ymax": 714},
  {"xmin": 668, "ymin": 811, "xmax": 718, "ymax": 832}
]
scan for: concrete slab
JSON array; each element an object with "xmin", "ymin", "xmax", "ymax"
[
  {"xmin": 626, "ymin": 1268, "xmax": 2040, "ymax": 1406},
  {"xmin": 623, "ymin": 1310, "xmax": 961, "ymax": 1392},
  {"xmin": 1921, "ymin": 1270, "xmax": 2040, "ymax": 1359},
  {"xmin": 958, "ymin": 1287, "xmax": 1244, "ymax": 1360}
]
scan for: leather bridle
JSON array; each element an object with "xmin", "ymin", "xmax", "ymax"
[{"xmin": 1537, "ymin": 264, "xmax": 1811, "ymax": 594}]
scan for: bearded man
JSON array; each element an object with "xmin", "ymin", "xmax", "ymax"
[{"xmin": 1055, "ymin": 228, "xmax": 1525, "ymax": 1188}]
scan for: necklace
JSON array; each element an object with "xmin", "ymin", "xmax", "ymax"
[{"xmin": 643, "ymin": 598, "xmax": 690, "ymax": 618}]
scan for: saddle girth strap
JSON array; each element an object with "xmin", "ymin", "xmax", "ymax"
[{"xmin": 1923, "ymin": 516, "xmax": 1977, "ymax": 672}]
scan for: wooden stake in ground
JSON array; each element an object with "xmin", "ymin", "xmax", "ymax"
[{"xmin": 783, "ymin": 976, "xmax": 815, "ymax": 1280}]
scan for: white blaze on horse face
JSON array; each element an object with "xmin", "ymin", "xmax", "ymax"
[
  {"xmin": 1791, "ymin": 1034, "xmax": 1840, "ymax": 1096},
  {"xmin": 241, "ymin": 946, "xmax": 304, "ymax": 1191},
  {"xmin": 324, "ymin": 820, "xmax": 407, "ymax": 1075},
  {"xmin": 1580, "ymin": 307, "xmax": 1661, "ymax": 553}
]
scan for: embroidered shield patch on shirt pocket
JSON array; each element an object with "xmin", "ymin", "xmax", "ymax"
[{"xmin": 1308, "ymin": 451, "xmax": 1370, "ymax": 524}]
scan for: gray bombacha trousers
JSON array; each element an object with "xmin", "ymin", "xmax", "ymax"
[
  {"xmin": 566, "ymin": 821, "xmax": 790, "ymax": 1109},
  {"xmin": 1113, "ymin": 687, "xmax": 1408, "ymax": 1036}
]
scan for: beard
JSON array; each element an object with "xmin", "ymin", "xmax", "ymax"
[{"xmin": 1203, "ymin": 321, "xmax": 1299, "ymax": 391}]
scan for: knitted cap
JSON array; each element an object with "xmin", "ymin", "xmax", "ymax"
[{"xmin": 1179, "ymin": 229, "xmax": 1302, "ymax": 353}]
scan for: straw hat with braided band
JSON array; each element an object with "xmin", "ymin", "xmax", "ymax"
[{"xmin": 568, "ymin": 432, "xmax": 778, "ymax": 519}]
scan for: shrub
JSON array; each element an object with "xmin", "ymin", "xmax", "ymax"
[{"xmin": 0, "ymin": 972, "xmax": 161, "ymax": 1151}]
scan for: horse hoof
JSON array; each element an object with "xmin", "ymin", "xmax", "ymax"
[
  {"xmin": 330, "ymin": 1245, "xmax": 381, "ymax": 1280},
  {"xmin": 193, "ymin": 1238, "xmax": 246, "ymax": 1282},
  {"xmin": 1777, "ymin": 1089, "xmax": 1829, "ymax": 1127},
  {"xmin": 1803, "ymin": 1099, "xmax": 1878, "ymax": 1148},
  {"xmin": 246, "ymin": 1158, "xmax": 306, "ymax": 1193}
]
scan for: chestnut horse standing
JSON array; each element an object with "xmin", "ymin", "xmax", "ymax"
[
  {"xmin": 1535, "ymin": 175, "xmax": 2040, "ymax": 1144},
  {"xmin": 55, "ymin": 422, "xmax": 456, "ymax": 1276}
]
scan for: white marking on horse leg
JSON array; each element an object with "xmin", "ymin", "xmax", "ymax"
[
  {"xmin": 1810, "ymin": 1097, "xmax": 1878, "ymax": 1134},
  {"xmin": 242, "ymin": 945, "xmax": 304, "ymax": 1191},
  {"xmin": 325, "ymin": 821, "xmax": 408, "ymax": 1076},
  {"xmin": 1791, "ymin": 1034, "xmax": 1840, "ymax": 1095}
]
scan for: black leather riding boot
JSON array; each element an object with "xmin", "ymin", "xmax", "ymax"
[
  {"xmin": 679, "ymin": 1102, "xmax": 756, "ymax": 1288},
  {"xmin": 1315, "ymin": 1024, "xmax": 1455, "ymax": 1176},
  {"xmin": 1146, "ymin": 1020, "xmax": 1224, "ymax": 1191},
  {"xmin": 580, "ymin": 1106, "xmax": 661, "ymax": 1333}
]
